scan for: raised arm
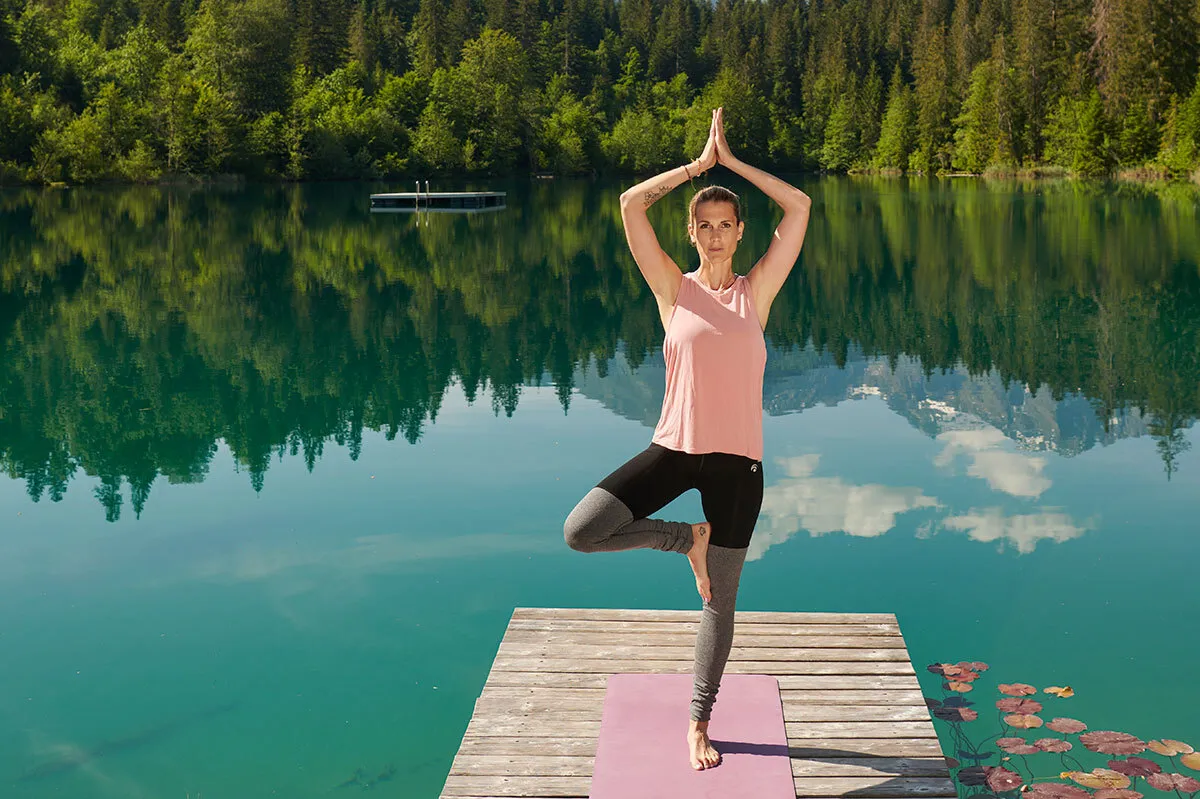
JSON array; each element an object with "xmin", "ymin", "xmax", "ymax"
[
  {"xmin": 620, "ymin": 111, "xmax": 719, "ymax": 325},
  {"xmin": 713, "ymin": 108, "xmax": 812, "ymax": 327}
]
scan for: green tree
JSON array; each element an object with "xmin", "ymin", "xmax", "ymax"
[
  {"xmin": 952, "ymin": 59, "xmax": 998, "ymax": 172},
  {"xmin": 874, "ymin": 67, "xmax": 916, "ymax": 170}
]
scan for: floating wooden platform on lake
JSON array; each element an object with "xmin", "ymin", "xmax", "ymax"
[
  {"xmin": 369, "ymin": 191, "xmax": 506, "ymax": 212},
  {"xmin": 441, "ymin": 607, "xmax": 955, "ymax": 799}
]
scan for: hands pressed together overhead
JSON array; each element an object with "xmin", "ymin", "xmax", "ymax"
[{"xmin": 695, "ymin": 107, "xmax": 735, "ymax": 174}]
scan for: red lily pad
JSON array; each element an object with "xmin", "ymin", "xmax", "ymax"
[
  {"xmin": 946, "ymin": 757, "xmax": 961, "ymax": 769},
  {"xmin": 997, "ymin": 698, "xmax": 1045, "ymax": 714},
  {"xmin": 928, "ymin": 663, "xmax": 949, "ymax": 675},
  {"xmin": 1027, "ymin": 784, "xmax": 1091, "ymax": 799},
  {"xmin": 1095, "ymin": 791, "xmax": 1144, "ymax": 799},
  {"xmin": 1036, "ymin": 739, "xmax": 1073, "ymax": 753},
  {"xmin": 943, "ymin": 696, "xmax": 974, "ymax": 708},
  {"xmin": 1181, "ymin": 753, "xmax": 1200, "ymax": 771},
  {"xmin": 1146, "ymin": 773, "xmax": 1200, "ymax": 792},
  {"xmin": 1107, "ymin": 758, "xmax": 1162, "ymax": 778},
  {"xmin": 959, "ymin": 766, "xmax": 988, "ymax": 786},
  {"xmin": 985, "ymin": 766, "xmax": 1024, "ymax": 792},
  {"xmin": 1048, "ymin": 718, "xmax": 1088, "ymax": 734},
  {"xmin": 1006, "ymin": 714, "xmax": 1045, "ymax": 729},
  {"xmin": 966, "ymin": 661, "xmax": 990, "ymax": 672},
  {"xmin": 947, "ymin": 681, "xmax": 975, "ymax": 693},
  {"xmin": 999, "ymin": 683, "xmax": 1038, "ymax": 696},
  {"xmin": 997, "ymin": 737, "xmax": 1040, "ymax": 755},
  {"xmin": 1081, "ymin": 732, "xmax": 1147, "ymax": 756}
]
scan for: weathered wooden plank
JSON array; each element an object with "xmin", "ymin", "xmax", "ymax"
[
  {"xmin": 790, "ymin": 759, "xmax": 952, "ymax": 778},
  {"xmin": 472, "ymin": 697, "xmax": 932, "ymax": 723},
  {"xmin": 454, "ymin": 736, "xmax": 945, "ymax": 759},
  {"xmin": 793, "ymin": 777, "xmax": 957, "ymax": 797},
  {"xmin": 489, "ymin": 658, "xmax": 917, "ymax": 675},
  {"xmin": 476, "ymin": 686, "xmax": 927, "ymax": 706},
  {"xmin": 456, "ymin": 738, "xmax": 598, "ymax": 757},
  {"xmin": 502, "ymin": 630, "xmax": 907, "ymax": 649},
  {"xmin": 462, "ymin": 717, "xmax": 938, "ymax": 740},
  {"xmin": 507, "ymin": 619, "xmax": 902, "ymax": 636},
  {"xmin": 449, "ymin": 755, "xmax": 594, "ymax": 777},
  {"xmin": 451, "ymin": 754, "xmax": 950, "ymax": 778},
  {"xmin": 495, "ymin": 643, "xmax": 913, "ymax": 661},
  {"xmin": 481, "ymin": 671, "xmax": 923, "ymax": 691},
  {"xmin": 785, "ymin": 722, "xmax": 939, "ymax": 739},
  {"xmin": 441, "ymin": 774, "xmax": 956, "ymax": 798},
  {"xmin": 441, "ymin": 775, "xmax": 590, "ymax": 797},
  {"xmin": 786, "ymin": 739, "xmax": 947, "ymax": 758},
  {"xmin": 512, "ymin": 608, "xmax": 897, "ymax": 624}
]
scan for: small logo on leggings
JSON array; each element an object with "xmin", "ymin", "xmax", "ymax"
[{"xmin": 751, "ymin": 463, "xmax": 758, "ymax": 472}]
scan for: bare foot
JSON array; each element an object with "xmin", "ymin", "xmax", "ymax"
[
  {"xmin": 688, "ymin": 720, "xmax": 721, "ymax": 770},
  {"xmin": 687, "ymin": 522, "xmax": 711, "ymax": 603}
]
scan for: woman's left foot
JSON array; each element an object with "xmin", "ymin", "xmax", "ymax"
[
  {"xmin": 688, "ymin": 722, "xmax": 721, "ymax": 769},
  {"xmin": 687, "ymin": 522, "xmax": 711, "ymax": 603}
]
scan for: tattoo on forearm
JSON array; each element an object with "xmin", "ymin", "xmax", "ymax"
[{"xmin": 642, "ymin": 184, "xmax": 671, "ymax": 207}]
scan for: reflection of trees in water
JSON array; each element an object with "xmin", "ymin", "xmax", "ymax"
[{"xmin": 0, "ymin": 178, "xmax": 1197, "ymax": 519}]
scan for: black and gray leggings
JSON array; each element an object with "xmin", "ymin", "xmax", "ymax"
[{"xmin": 563, "ymin": 443, "xmax": 764, "ymax": 722}]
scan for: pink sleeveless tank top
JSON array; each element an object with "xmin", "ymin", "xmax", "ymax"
[{"xmin": 651, "ymin": 272, "xmax": 767, "ymax": 461}]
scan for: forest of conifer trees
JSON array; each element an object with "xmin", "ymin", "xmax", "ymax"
[{"xmin": 1, "ymin": 0, "xmax": 1199, "ymax": 183}]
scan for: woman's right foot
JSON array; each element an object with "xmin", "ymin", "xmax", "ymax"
[{"xmin": 687, "ymin": 522, "xmax": 712, "ymax": 603}]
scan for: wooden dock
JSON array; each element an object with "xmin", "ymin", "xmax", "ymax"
[
  {"xmin": 369, "ymin": 190, "xmax": 506, "ymax": 212},
  {"xmin": 441, "ymin": 607, "xmax": 955, "ymax": 799}
]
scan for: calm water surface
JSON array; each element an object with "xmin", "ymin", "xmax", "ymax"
[{"xmin": 1, "ymin": 178, "xmax": 1198, "ymax": 798}]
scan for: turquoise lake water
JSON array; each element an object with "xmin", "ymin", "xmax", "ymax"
[{"xmin": 1, "ymin": 178, "xmax": 1198, "ymax": 798}]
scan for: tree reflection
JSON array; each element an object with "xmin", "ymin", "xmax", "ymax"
[{"xmin": 1, "ymin": 178, "xmax": 1197, "ymax": 519}]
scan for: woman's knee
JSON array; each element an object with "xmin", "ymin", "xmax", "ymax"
[{"xmin": 563, "ymin": 487, "xmax": 629, "ymax": 552}]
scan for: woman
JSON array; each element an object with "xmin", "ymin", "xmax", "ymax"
[{"xmin": 563, "ymin": 107, "xmax": 812, "ymax": 771}]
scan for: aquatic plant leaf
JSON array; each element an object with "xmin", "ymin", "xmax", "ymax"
[
  {"xmin": 967, "ymin": 662, "xmax": 990, "ymax": 672},
  {"xmin": 997, "ymin": 698, "xmax": 1045, "ymax": 714},
  {"xmin": 959, "ymin": 766, "xmax": 989, "ymax": 786},
  {"xmin": 999, "ymin": 683, "xmax": 1038, "ymax": 696},
  {"xmin": 1044, "ymin": 686, "xmax": 1075, "ymax": 698},
  {"xmin": 985, "ymin": 766, "xmax": 1025, "ymax": 792},
  {"xmin": 943, "ymin": 697, "xmax": 974, "ymax": 708},
  {"xmin": 1081, "ymin": 732, "xmax": 1147, "ymax": 756},
  {"xmin": 927, "ymin": 698, "xmax": 944, "ymax": 709},
  {"xmin": 1107, "ymin": 758, "xmax": 1162, "ymax": 778},
  {"xmin": 929, "ymin": 663, "xmax": 949, "ymax": 675},
  {"xmin": 1006, "ymin": 714, "xmax": 1045, "ymax": 729},
  {"xmin": 1027, "ymin": 783, "xmax": 1091, "ymax": 799},
  {"xmin": 1147, "ymin": 740, "xmax": 1195, "ymax": 757},
  {"xmin": 997, "ymin": 738, "xmax": 1040, "ymax": 755},
  {"xmin": 947, "ymin": 681, "xmax": 975, "ymax": 693},
  {"xmin": 1048, "ymin": 718, "xmax": 1088, "ymax": 734},
  {"xmin": 935, "ymin": 706, "xmax": 980, "ymax": 722},
  {"xmin": 946, "ymin": 757, "xmax": 961, "ymax": 769},
  {"xmin": 943, "ymin": 664, "xmax": 970, "ymax": 677},
  {"xmin": 1180, "ymin": 753, "xmax": 1200, "ymax": 771},
  {"xmin": 1036, "ymin": 739, "xmax": 1074, "ymax": 753},
  {"xmin": 960, "ymin": 750, "xmax": 997, "ymax": 761},
  {"xmin": 1094, "ymin": 790, "xmax": 1144, "ymax": 799},
  {"xmin": 1146, "ymin": 773, "xmax": 1200, "ymax": 792},
  {"xmin": 1065, "ymin": 769, "xmax": 1132, "ymax": 789}
]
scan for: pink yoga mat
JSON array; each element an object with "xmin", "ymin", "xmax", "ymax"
[{"xmin": 589, "ymin": 673, "xmax": 794, "ymax": 799}]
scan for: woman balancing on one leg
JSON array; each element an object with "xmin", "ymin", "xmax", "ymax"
[{"xmin": 563, "ymin": 107, "xmax": 812, "ymax": 771}]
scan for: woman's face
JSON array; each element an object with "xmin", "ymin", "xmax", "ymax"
[{"xmin": 690, "ymin": 201, "xmax": 743, "ymax": 262}]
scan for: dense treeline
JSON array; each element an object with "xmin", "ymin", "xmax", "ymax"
[
  {"xmin": 1, "ymin": 0, "xmax": 1199, "ymax": 183},
  {"xmin": 2, "ymin": 178, "xmax": 1198, "ymax": 519}
]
